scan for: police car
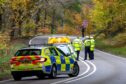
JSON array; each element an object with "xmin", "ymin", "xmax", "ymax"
[
  {"xmin": 10, "ymin": 45, "xmax": 79, "ymax": 81},
  {"xmin": 48, "ymin": 36, "xmax": 77, "ymax": 59}
]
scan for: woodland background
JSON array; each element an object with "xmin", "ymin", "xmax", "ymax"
[{"xmin": 0, "ymin": 0, "xmax": 126, "ymax": 80}]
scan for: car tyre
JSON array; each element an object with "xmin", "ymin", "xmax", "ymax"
[
  {"xmin": 12, "ymin": 74, "xmax": 21, "ymax": 81},
  {"xmin": 49, "ymin": 65, "xmax": 57, "ymax": 78},
  {"xmin": 37, "ymin": 74, "xmax": 45, "ymax": 79},
  {"xmin": 68, "ymin": 63, "xmax": 79, "ymax": 77}
]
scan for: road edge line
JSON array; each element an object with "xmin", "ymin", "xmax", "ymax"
[
  {"xmin": 65, "ymin": 60, "xmax": 96, "ymax": 83},
  {"xmin": 50, "ymin": 58, "xmax": 90, "ymax": 84}
]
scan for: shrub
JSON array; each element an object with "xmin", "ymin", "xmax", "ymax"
[{"xmin": 113, "ymin": 33, "xmax": 126, "ymax": 47}]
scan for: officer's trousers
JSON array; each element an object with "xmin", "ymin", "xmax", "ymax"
[
  {"xmin": 90, "ymin": 51, "xmax": 94, "ymax": 60},
  {"xmin": 76, "ymin": 50, "xmax": 80, "ymax": 60},
  {"xmin": 84, "ymin": 46, "xmax": 91, "ymax": 60}
]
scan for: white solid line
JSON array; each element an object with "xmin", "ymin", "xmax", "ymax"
[
  {"xmin": 78, "ymin": 58, "xmax": 90, "ymax": 77},
  {"xmin": 0, "ymin": 79, "xmax": 12, "ymax": 83},
  {"xmin": 65, "ymin": 60, "xmax": 97, "ymax": 83},
  {"xmin": 51, "ymin": 58, "xmax": 90, "ymax": 84},
  {"xmin": 29, "ymin": 39, "xmax": 32, "ymax": 45}
]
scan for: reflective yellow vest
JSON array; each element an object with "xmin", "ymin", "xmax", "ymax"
[
  {"xmin": 72, "ymin": 39, "xmax": 82, "ymax": 51},
  {"xmin": 90, "ymin": 39, "xmax": 95, "ymax": 51},
  {"xmin": 84, "ymin": 39, "xmax": 91, "ymax": 47}
]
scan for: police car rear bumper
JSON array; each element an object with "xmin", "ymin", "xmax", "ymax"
[{"xmin": 11, "ymin": 70, "xmax": 44, "ymax": 77}]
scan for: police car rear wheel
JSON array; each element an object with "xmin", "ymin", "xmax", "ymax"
[
  {"xmin": 37, "ymin": 74, "xmax": 45, "ymax": 79},
  {"xmin": 68, "ymin": 63, "xmax": 79, "ymax": 77},
  {"xmin": 12, "ymin": 74, "xmax": 21, "ymax": 81},
  {"xmin": 49, "ymin": 65, "xmax": 57, "ymax": 78}
]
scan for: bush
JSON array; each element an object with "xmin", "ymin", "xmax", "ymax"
[
  {"xmin": 38, "ymin": 27, "xmax": 50, "ymax": 34},
  {"xmin": 57, "ymin": 25, "xmax": 81, "ymax": 35},
  {"xmin": 0, "ymin": 41, "xmax": 26, "ymax": 79},
  {"xmin": 113, "ymin": 33, "xmax": 126, "ymax": 47},
  {"xmin": 0, "ymin": 33, "xmax": 10, "ymax": 49}
]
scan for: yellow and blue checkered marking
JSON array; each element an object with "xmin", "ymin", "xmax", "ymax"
[{"xmin": 44, "ymin": 55, "xmax": 75, "ymax": 73}]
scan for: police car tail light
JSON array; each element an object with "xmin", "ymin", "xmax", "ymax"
[
  {"xmin": 40, "ymin": 58, "xmax": 47, "ymax": 62},
  {"xmin": 32, "ymin": 58, "xmax": 47, "ymax": 64},
  {"xmin": 10, "ymin": 57, "xmax": 17, "ymax": 64},
  {"xmin": 35, "ymin": 56, "xmax": 41, "ymax": 60},
  {"xmin": 10, "ymin": 57, "xmax": 20, "ymax": 65},
  {"xmin": 11, "ymin": 57, "xmax": 17, "ymax": 61}
]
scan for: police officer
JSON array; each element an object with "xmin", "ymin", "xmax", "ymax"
[
  {"xmin": 84, "ymin": 36, "xmax": 91, "ymax": 60},
  {"xmin": 90, "ymin": 36, "xmax": 95, "ymax": 60},
  {"xmin": 72, "ymin": 37, "xmax": 82, "ymax": 61}
]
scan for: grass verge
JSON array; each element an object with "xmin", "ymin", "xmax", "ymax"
[
  {"xmin": 96, "ymin": 39, "xmax": 126, "ymax": 57},
  {"xmin": 0, "ymin": 43, "xmax": 26, "ymax": 80}
]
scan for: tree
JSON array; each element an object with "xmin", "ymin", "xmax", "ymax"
[{"xmin": 90, "ymin": 0, "xmax": 126, "ymax": 38}]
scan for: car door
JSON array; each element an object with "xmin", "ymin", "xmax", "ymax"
[
  {"xmin": 43, "ymin": 48, "xmax": 52, "ymax": 73},
  {"xmin": 49, "ymin": 47, "xmax": 61, "ymax": 72},
  {"xmin": 55, "ymin": 48, "xmax": 71, "ymax": 72}
]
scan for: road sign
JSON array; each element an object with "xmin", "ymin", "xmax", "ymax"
[{"xmin": 82, "ymin": 20, "xmax": 88, "ymax": 28}]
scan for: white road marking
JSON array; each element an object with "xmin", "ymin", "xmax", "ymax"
[
  {"xmin": 65, "ymin": 59, "xmax": 97, "ymax": 83},
  {"xmin": 29, "ymin": 37, "xmax": 36, "ymax": 45},
  {"xmin": 51, "ymin": 58, "xmax": 90, "ymax": 84},
  {"xmin": 29, "ymin": 39, "xmax": 32, "ymax": 45},
  {"xmin": 78, "ymin": 58, "xmax": 90, "ymax": 76},
  {"xmin": 0, "ymin": 79, "xmax": 12, "ymax": 83}
]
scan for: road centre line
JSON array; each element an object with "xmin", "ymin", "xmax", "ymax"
[
  {"xmin": 65, "ymin": 58, "xmax": 97, "ymax": 83},
  {"xmin": 51, "ymin": 58, "xmax": 90, "ymax": 84}
]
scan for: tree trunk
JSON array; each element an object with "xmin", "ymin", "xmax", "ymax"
[
  {"xmin": 34, "ymin": 8, "xmax": 41, "ymax": 35},
  {"xmin": 0, "ymin": 14, "xmax": 2, "ymax": 30},
  {"xmin": 18, "ymin": 19, "xmax": 23, "ymax": 37},
  {"xmin": 43, "ymin": 8, "xmax": 47, "ymax": 28},
  {"xmin": 51, "ymin": 9, "xmax": 56, "ymax": 34}
]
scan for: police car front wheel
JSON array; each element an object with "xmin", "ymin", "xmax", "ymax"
[
  {"xmin": 49, "ymin": 65, "xmax": 57, "ymax": 78},
  {"xmin": 68, "ymin": 63, "xmax": 79, "ymax": 77}
]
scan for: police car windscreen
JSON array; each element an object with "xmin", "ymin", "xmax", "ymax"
[
  {"xmin": 57, "ymin": 45, "xmax": 70, "ymax": 55},
  {"xmin": 15, "ymin": 49, "xmax": 41, "ymax": 56}
]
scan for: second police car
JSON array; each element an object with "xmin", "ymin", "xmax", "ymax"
[
  {"xmin": 10, "ymin": 45, "xmax": 79, "ymax": 80},
  {"xmin": 48, "ymin": 36, "xmax": 77, "ymax": 60}
]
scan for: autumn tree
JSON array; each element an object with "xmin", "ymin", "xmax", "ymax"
[{"xmin": 90, "ymin": 0, "xmax": 126, "ymax": 38}]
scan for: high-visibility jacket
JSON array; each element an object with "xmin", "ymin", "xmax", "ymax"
[
  {"xmin": 72, "ymin": 38, "xmax": 82, "ymax": 51},
  {"xmin": 90, "ymin": 38, "xmax": 95, "ymax": 51},
  {"xmin": 84, "ymin": 39, "xmax": 91, "ymax": 47}
]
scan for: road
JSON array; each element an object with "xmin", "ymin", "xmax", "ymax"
[{"xmin": 1, "ymin": 36, "xmax": 126, "ymax": 84}]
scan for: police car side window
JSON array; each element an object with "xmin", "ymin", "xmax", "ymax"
[
  {"xmin": 44, "ymin": 48, "xmax": 51, "ymax": 56},
  {"xmin": 57, "ymin": 45, "xmax": 71, "ymax": 55},
  {"xmin": 49, "ymin": 48, "xmax": 58, "ymax": 56},
  {"xmin": 56, "ymin": 48, "xmax": 66, "ymax": 56}
]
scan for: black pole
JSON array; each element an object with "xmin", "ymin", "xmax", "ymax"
[{"xmin": 82, "ymin": 27, "xmax": 85, "ymax": 37}]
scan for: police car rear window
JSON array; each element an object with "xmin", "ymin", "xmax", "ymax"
[{"xmin": 15, "ymin": 49, "xmax": 41, "ymax": 56}]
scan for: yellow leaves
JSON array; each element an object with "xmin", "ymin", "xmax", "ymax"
[
  {"xmin": 0, "ymin": 0, "xmax": 5, "ymax": 5},
  {"xmin": 23, "ymin": 20, "xmax": 36, "ymax": 29},
  {"xmin": 38, "ymin": 28, "xmax": 50, "ymax": 35},
  {"xmin": 10, "ymin": 0, "xmax": 29, "ymax": 10},
  {"xmin": 113, "ymin": 33, "xmax": 126, "ymax": 46},
  {"xmin": 73, "ymin": 14, "xmax": 83, "ymax": 25},
  {"xmin": 0, "ymin": 33, "xmax": 10, "ymax": 49},
  {"xmin": 57, "ymin": 25, "xmax": 80, "ymax": 35}
]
